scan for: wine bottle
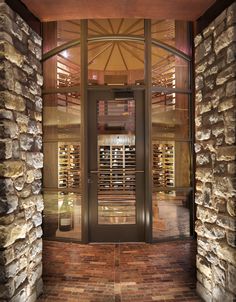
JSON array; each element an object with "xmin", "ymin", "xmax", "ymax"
[{"xmin": 59, "ymin": 199, "xmax": 73, "ymax": 232}]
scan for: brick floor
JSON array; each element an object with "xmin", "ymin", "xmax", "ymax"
[{"xmin": 38, "ymin": 240, "xmax": 203, "ymax": 302}]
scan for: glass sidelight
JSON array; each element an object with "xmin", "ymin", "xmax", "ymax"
[{"xmin": 88, "ymin": 90, "xmax": 145, "ymax": 242}]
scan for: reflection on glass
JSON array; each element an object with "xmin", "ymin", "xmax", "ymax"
[
  {"xmin": 151, "ymin": 50, "xmax": 189, "ymax": 89},
  {"xmin": 152, "ymin": 190, "xmax": 190, "ymax": 239},
  {"xmin": 43, "ymin": 93, "xmax": 81, "ymax": 140},
  {"xmin": 152, "ymin": 93, "xmax": 189, "ymax": 140},
  {"xmin": 97, "ymin": 99, "xmax": 136, "ymax": 224},
  {"xmin": 151, "ymin": 20, "xmax": 190, "ymax": 90},
  {"xmin": 151, "ymin": 20, "xmax": 190, "ymax": 54},
  {"xmin": 43, "ymin": 93, "xmax": 81, "ymax": 240},
  {"xmin": 43, "ymin": 191, "xmax": 81, "ymax": 239},
  {"xmin": 43, "ymin": 46, "xmax": 81, "ymax": 90}
]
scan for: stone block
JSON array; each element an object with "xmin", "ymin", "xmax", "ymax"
[
  {"xmin": 228, "ymin": 263, "xmax": 236, "ymax": 294},
  {"xmin": 216, "ymin": 64, "xmax": 236, "ymax": 86},
  {"xmin": 0, "ymin": 195, "xmax": 18, "ymax": 214},
  {"xmin": 195, "ymin": 221, "xmax": 225, "ymax": 240},
  {"xmin": 227, "ymin": 198, "xmax": 236, "ymax": 217},
  {"xmin": 0, "ymin": 246, "xmax": 14, "ymax": 265},
  {"xmin": 197, "ymin": 281, "xmax": 212, "ymax": 302},
  {"xmin": 212, "ymin": 284, "xmax": 235, "ymax": 302},
  {"xmin": 0, "ymin": 120, "xmax": 19, "ymax": 139},
  {"xmin": 32, "ymin": 212, "xmax": 42, "ymax": 227},
  {"xmin": 29, "ymin": 239, "xmax": 42, "ymax": 260},
  {"xmin": 195, "ymin": 75, "xmax": 204, "ymax": 90},
  {"xmin": 0, "ymin": 160, "xmax": 25, "ymax": 178},
  {"xmin": 196, "ymin": 207, "xmax": 217, "ymax": 223},
  {"xmin": 215, "ymin": 241, "xmax": 236, "ymax": 266},
  {"xmin": 26, "ymin": 152, "xmax": 43, "ymax": 169},
  {"xmin": 195, "ymin": 168, "xmax": 213, "ymax": 182},
  {"xmin": 227, "ymin": 2, "xmax": 236, "ymax": 26},
  {"xmin": 214, "ymin": 26, "xmax": 236, "ymax": 55},
  {"xmin": 14, "ymin": 269, "xmax": 27, "ymax": 290},
  {"xmin": 0, "ymin": 219, "xmax": 27, "ymax": 248},
  {"xmin": 196, "ymin": 129, "xmax": 211, "ymax": 141},
  {"xmin": 194, "ymin": 34, "xmax": 203, "ymax": 47},
  {"xmin": 227, "ymin": 43, "xmax": 236, "ymax": 64},
  {"xmin": 0, "ymin": 91, "xmax": 25, "ymax": 111},
  {"xmin": 212, "ymin": 265, "xmax": 226, "ymax": 287},
  {"xmin": 15, "ymin": 15, "xmax": 29, "ymax": 35},
  {"xmin": 226, "ymin": 80, "xmax": 236, "ymax": 97},
  {"xmin": 216, "ymin": 214, "xmax": 236, "ymax": 231},
  {"xmin": 0, "ymin": 138, "xmax": 12, "ymax": 159},
  {"xmin": 10, "ymin": 288, "xmax": 27, "ymax": 302},
  {"xmin": 216, "ymin": 146, "xmax": 236, "ymax": 161},
  {"xmin": 14, "ymin": 175, "xmax": 26, "ymax": 191},
  {"xmin": 0, "ymin": 278, "xmax": 15, "ymax": 299},
  {"xmin": 0, "ymin": 214, "xmax": 15, "ymax": 225},
  {"xmin": 19, "ymin": 134, "xmax": 34, "ymax": 151},
  {"xmin": 196, "ymin": 153, "xmax": 211, "ymax": 166},
  {"xmin": 226, "ymin": 230, "xmax": 236, "ymax": 248}
]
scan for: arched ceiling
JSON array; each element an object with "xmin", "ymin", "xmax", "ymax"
[{"xmin": 21, "ymin": 0, "xmax": 215, "ymax": 22}]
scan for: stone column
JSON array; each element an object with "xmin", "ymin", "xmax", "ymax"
[
  {"xmin": 194, "ymin": 3, "xmax": 236, "ymax": 302},
  {"xmin": 0, "ymin": 1, "xmax": 43, "ymax": 301}
]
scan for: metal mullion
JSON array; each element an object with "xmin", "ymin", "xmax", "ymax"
[
  {"xmin": 80, "ymin": 19, "xmax": 89, "ymax": 243},
  {"xmin": 144, "ymin": 19, "xmax": 152, "ymax": 243}
]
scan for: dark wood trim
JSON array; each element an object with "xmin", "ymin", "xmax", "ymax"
[
  {"xmin": 196, "ymin": 0, "xmax": 235, "ymax": 35},
  {"xmin": 5, "ymin": 0, "xmax": 41, "ymax": 36}
]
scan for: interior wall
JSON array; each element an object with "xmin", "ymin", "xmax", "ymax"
[
  {"xmin": 194, "ymin": 2, "xmax": 236, "ymax": 301},
  {"xmin": 0, "ymin": 1, "xmax": 43, "ymax": 301}
]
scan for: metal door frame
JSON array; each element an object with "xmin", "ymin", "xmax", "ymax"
[{"xmin": 87, "ymin": 89, "xmax": 145, "ymax": 242}]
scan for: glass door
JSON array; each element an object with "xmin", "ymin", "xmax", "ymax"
[{"xmin": 88, "ymin": 90, "xmax": 145, "ymax": 242}]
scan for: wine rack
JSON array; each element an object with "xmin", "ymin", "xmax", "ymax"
[
  {"xmin": 153, "ymin": 142, "xmax": 174, "ymax": 188},
  {"xmin": 58, "ymin": 143, "xmax": 80, "ymax": 189},
  {"xmin": 99, "ymin": 145, "xmax": 136, "ymax": 192}
]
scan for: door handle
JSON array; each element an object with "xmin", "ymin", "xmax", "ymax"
[{"xmin": 90, "ymin": 171, "xmax": 99, "ymax": 174}]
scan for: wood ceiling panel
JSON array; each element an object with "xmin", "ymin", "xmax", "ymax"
[{"xmin": 21, "ymin": 0, "xmax": 216, "ymax": 22}]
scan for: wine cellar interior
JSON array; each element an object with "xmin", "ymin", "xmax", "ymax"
[{"xmin": 42, "ymin": 18, "xmax": 192, "ymax": 242}]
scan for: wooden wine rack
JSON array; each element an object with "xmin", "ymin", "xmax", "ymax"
[
  {"xmin": 153, "ymin": 142, "xmax": 174, "ymax": 188},
  {"xmin": 58, "ymin": 143, "xmax": 80, "ymax": 189},
  {"xmin": 98, "ymin": 145, "xmax": 136, "ymax": 192}
]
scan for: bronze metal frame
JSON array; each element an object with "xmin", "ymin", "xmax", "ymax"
[{"xmin": 42, "ymin": 19, "xmax": 194, "ymax": 243}]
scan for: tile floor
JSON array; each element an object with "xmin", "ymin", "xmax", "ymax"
[{"xmin": 38, "ymin": 240, "xmax": 202, "ymax": 302}]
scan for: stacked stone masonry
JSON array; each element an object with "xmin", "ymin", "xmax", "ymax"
[
  {"xmin": 0, "ymin": 1, "xmax": 43, "ymax": 301},
  {"xmin": 195, "ymin": 3, "xmax": 236, "ymax": 302}
]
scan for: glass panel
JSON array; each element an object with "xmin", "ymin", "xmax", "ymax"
[
  {"xmin": 97, "ymin": 99, "xmax": 136, "ymax": 224},
  {"xmin": 43, "ymin": 21, "xmax": 80, "ymax": 53},
  {"xmin": 88, "ymin": 19, "xmax": 144, "ymax": 85},
  {"xmin": 151, "ymin": 20, "xmax": 190, "ymax": 55},
  {"xmin": 151, "ymin": 48, "xmax": 189, "ymax": 89},
  {"xmin": 43, "ymin": 46, "xmax": 80, "ymax": 90},
  {"xmin": 152, "ymin": 190, "xmax": 191, "ymax": 240},
  {"xmin": 88, "ymin": 19, "xmax": 144, "ymax": 37},
  {"xmin": 152, "ymin": 93, "xmax": 189, "ymax": 140},
  {"xmin": 152, "ymin": 141, "xmax": 191, "ymax": 189},
  {"xmin": 43, "ymin": 93, "xmax": 81, "ymax": 240},
  {"xmin": 43, "ymin": 191, "xmax": 81, "ymax": 240},
  {"xmin": 43, "ymin": 93, "xmax": 81, "ymax": 141}
]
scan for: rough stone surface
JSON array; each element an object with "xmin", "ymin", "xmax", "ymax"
[
  {"xmin": 195, "ymin": 3, "xmax": 236, "ymax": 301},
  {"xmin": 0, "ymin": 2, "xmax": 43, "ymax": 302}
]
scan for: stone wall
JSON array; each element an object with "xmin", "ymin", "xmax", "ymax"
[
  {"xmin": 194, "ymin": 2, "xmax": 236, "ymax": 302},
  {"xmin": 0, "ymin": 1, "xmax": 43, "ymax": 301}
]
